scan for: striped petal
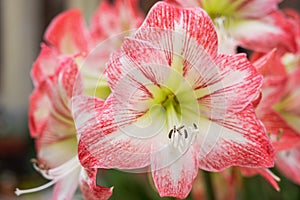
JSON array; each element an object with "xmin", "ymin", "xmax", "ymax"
[
  {"xmin": 151, "ymin": 146, "xmax": 198, "ymax": 198},
  {"xmin": 106, "ymin": 37, "xmax": 169, "ymax": 91},
  {"xmin": 135, "ymin": 2, "xmax": 218, "ymax": 58},
  {"xmin": 197, "ymin": 105, "xmax": 275, "ymax": 171},
  {"xmin": 196, "ymin": 53, "xmax": 263, "ymax": 119},
  {"xmin": 76, "ymin": 95, "xmax": 161, "ymax": 169}
]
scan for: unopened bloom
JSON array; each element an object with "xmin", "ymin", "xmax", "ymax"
[{"xmin": 75, "ymin": 2, "xmax": 274, "ymax": 198}]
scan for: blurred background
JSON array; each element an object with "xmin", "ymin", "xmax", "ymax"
[{"xmin": 0, "ymin": 0, "xmax": 300, "ymax": 199}]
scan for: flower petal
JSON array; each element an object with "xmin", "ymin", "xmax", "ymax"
[
  {"xmin": 52, "ymin": 166, "xmax": 81, "ymax": 200},
  {"xmin": 90, "ymin": 0, "xmax": 143, "ymax": 44},
  {"xmin": 229, "ymin": 11, "xmax": 297, "ymax": 52},
  {"xmin": 276, "ymin": 69, "xmax": 300, "ymax": 133},
  {"xmin": 75, "ymin": 95, "xmax": 162, "ymax": 169},
  {"xmin": 151, "ymin": 146, "xmax": 198, "ymax": 198},
  {"xmin": 135, "ymin": 2, "xmax": 218, "ymax": 57},
  {"xmin": 44, "ymin": 9, "xmax": 89, "ymax": 54},
  {"xmin": 252, "ymin": 49, "xmax": 287, "ymax": 78},
  {"xmin": 197, "ymin": 105, "xmax": 275, "ymax": 171},
  {"xmin": 240, "ymin": 167, "xmax": 280, "ymax": 191},
  {"xmin": 236, "ymin": 0, "xmax": 281, "ymax": 18},
  {"xmin": 259, "ymin": 110, "xmax": 300, "ymax": 151},
  {"xmin": 79, "ymin": 168, "xmax": 113, "ymax": 200},
  {"xmin": 196, "ymin": 53, "xmax": 263, "ymax": 119},
  {"xmin": 31, "ymin": 44, "xmax": 61, "ymax": 86},
  {"xmin": 29, "ymin": 58, "xmax": 79, "ymax": 151},
  {"xmin": 276, "ymin": 144, "xmax": 300, "ymax": 185},
  {"xmin": 106, "ymin": 37, "xmax": 169, "ymax": 91},
  {"xmin": 37, "ymin": 137, "xmax": 77, "ymax": 169}
]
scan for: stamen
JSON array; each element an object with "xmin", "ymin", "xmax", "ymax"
[
  {"xmin": 15, "ymin": 179, "xmax": 57, "ymax": 196},
  {"xmin": 168, "ymin": 126, "xmax": 176, "ymax": 139},
  {"xmin": 168, "ymin": 123, "xmax": 199, "ymax": 153},
  {"xmin": 37, "ymin": 156, "xmax": 78, "ymax": 180},
  {"xmin": 276, "ymin": 128, "xmax": 284, "ymax": 141},
  {"xmin": 15, "ymin": 156, "xmax": 80, "ymax": 196}
]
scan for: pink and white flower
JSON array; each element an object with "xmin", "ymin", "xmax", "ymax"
[
  {"xmin": 74, "ymin": 2, "xmax": 275, "ymax": 198},
  {"xmin": 252, "ymin": 49, "xmax": 300, "ymax": 187},
  {"xmin": 17, "ymin": 0, "xmax": 144, "ymax": 199},
  {"xmin": 17, "ymin": 57, "xmax": 112, "ymax": 200},
  {"xmin": 167, "ymin": 0, "xmax": 297, "ymax": 53}
]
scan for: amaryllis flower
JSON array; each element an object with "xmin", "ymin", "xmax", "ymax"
[
  {"xmin": 253, "ymin": 50, "xmax": 300, "ymax": 187},
  {"xmin": 74, "ymin": 2, "xmax": 274, "ymax": 198},
  {"xmin": 16, "ymin": 58, "xmax": 112, "ymax": 200},
  {"xmin": 269, "ymin": 69, "xmax": 300, "ymax": 186},
  {"xmin": 17, "ymin": 0, "xmax": 144, "ymax": 199},
  {"xmin": 90, "ymin": 0, "xmax": 144, "ymax": 45},
  {"xmin": 167, "ymin": 0, "xmax": 297, "ymax": 53}
]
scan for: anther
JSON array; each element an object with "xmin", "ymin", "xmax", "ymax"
[
  {"xmin": 168, "ymin": 125, "xmax": 177, "ymax": 139},
  {"xmin": 193, "ymin": 123, "xmax": 198, "ymax": 130},
  {"xmin": 168, "ymin": 125, "xmax": 187, "ymax": 139},
  {"xmin": 184, "ymin": 129, "xmax": 188, "ymax": 138},
  {"xmin": 168, "ymin": 129, "xmax": 174, "ymax": 139}
]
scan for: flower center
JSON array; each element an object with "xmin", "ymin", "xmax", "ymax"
[
  {"xmin": 161, "ymin": 91, "xmax": 181, "ymax": 116},
  {"xmin": 201, "ymin": 0, "xmax": 245, "ymax": 19}
]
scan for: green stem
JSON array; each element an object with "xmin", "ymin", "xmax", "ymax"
[{"xmin": 203, "ymin": 171, "xmax": 216, "ymax": 200}]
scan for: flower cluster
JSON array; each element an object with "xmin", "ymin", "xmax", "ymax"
[{"xmin": 17, "ymin": 0, "xmax": 300, "ymax": 199}]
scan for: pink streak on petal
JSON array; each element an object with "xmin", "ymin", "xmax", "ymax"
[
  {"xmin": 198, "ymin": 105, "xmax": 275, "ymax": 171},
  {"xmin": 75, "ymin": 95, "xmax": 152, "ymax": 169},
  {"xmin": 106, "ymin": 38, "xmax": 169, "ymax": 91},
  {"xmin": 198, "ymin": 53, "xmax": 263, "ymax": 119},
  {"xmin": 136, "ymin": 2, "xmax": 218, "ymax": 57},
  {"xmin": 151, "ymin": 146, "xmax": 198, "ymax": 199}
]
